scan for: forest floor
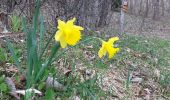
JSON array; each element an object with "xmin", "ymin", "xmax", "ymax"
[{"xmin": 0, "ymin": 13, "xmax": 170, "ymax": 99}]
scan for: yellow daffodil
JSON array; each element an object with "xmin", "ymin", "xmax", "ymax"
[
  {"xmin": 98, "ymin": 37, "xmax": 120, "ymax": 59},
  {"xmin": 55, "ymin": 18, "xmax": 84, "ymax": 48}
]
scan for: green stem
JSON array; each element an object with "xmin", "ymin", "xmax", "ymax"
[
  {"xmin": 39, "ymin": 31, "xmax": 56, "ymax": 59},
  {"xmin": 35, "ymin": 43, "xmax": 60, "ymax": 82}
]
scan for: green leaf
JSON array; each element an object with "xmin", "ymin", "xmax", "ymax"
[
  {"xmin": 39, "ymin": 15, "xmax": 45, "ymax": 57},
  {"xmin": 5, "ymin": 38, "xmax": 21, "ymax": 72},
  {"xmin": 0, "ymin": 76, "xmax": 4, "ymax": 83},
  {"xmin": 15, "ymin": 75, "xmax": 20, "ymax": 83},
  {"xmin": 0, "ymin": 47, "xmax": 7, "ymax": 62},
  {"xmin": 38, "ymin": 82, "xmax": 45, "ymax": 90},
  {"xmin": 43, "ymin": 88, "xmax": 55, "ymax": 100},
  {"xmin": 25, "ymin": 91, "xmax": 32, "ymax": 100},
  {"xmin": 0, "ymin": 83, "xmax": 8, "ymax": 92},
  {"xmin": 35, "ymin": 43, "xmax": 60, "ymax": 82},
  {"xmin": 39, "ymin": 31, "xmax": 56, "ymax": 59},
  {"xmin": 10, "ymin": 15, "xmax": 21, "ymax": 32}
]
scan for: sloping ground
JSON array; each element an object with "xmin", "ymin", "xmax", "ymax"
[
  {"xmin": 97, "ymin": 35, "xmax": 170, "ymax": 99},
  {"xmin": 1, "ymin": 33, "xmax": 169, "ymax": 99},
  {"xmin": 57, "ymin": 35, "xmax": 170, "ymax": 99},
  {"xmin": 0, "ymin": 12, "xmax": 170, "ymax": 99}
]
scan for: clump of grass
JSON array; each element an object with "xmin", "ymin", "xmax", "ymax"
[
  {"xmin": 0, "ymin": 47, "xmax": 7, "ymax": 65},
  {"xmin": 10, "ymin": 14, "xmax": 22, "ymax": 32}
]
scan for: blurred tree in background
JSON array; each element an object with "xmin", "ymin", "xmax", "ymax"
[
  {"xmin": 0, "ymin": 0, "xmax": 170, "ymax": 31},
  {"xmin": 0, "ymin": 0, "xmax": 121, "ymax": 31}
]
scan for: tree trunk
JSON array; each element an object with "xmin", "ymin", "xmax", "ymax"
[
  {"xmin": 43, "ymin": 0, "xmax": 113, "ymax": 30},
  {"xmin": 139, "ymin": 0, "xmax": 149, "ymax": 34},
  {"xmin": 98, "ymin": 0, "xmax": 112, "ymax": 27},
  {"xmin": 161, "ymin": 0, "xmax": 165, "ymax": 16},
  {"xmin": 27, "ymin": 0, "xmax": 35, "ymax": 21}
]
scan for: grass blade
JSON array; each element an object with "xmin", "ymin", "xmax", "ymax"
[
  {"xmin": 39, "ymin": 15, "xmax": 45, "ymax": 57},
  {"xmin": 5, "ymin": 38, "xmax": 22, "ymax": 73}
]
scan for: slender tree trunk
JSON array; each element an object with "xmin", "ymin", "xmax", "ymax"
[
  {"xmin": 153, "ymin": 0, "xmax": 160, "ymax": 20},
  {"xmin": 120, "ymin": 0, "xmax": 127, "ymax": 36},
  {"xmin": 161, "ymin": 0, "xmax": 165, "ymax": 16},
  {"xmin": 139, "ymin": 0, "xmax": 149, "ymax": 34},
  {"xmin": 139, "ymin": 0, "xmax": 143, "ymax": 15}
]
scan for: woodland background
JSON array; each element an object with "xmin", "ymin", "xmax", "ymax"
[
  {"xmin": 0, "ymin": 0, "xmax": 170, "ymax": 31},
  {"xmin": 0, "ymin": 0, "xmax": 170, "ymax": 99}
]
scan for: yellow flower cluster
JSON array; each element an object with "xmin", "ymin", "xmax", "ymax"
[{"xmin": 55, "ymin": 18, "xmax": 120, "ymax": 59}]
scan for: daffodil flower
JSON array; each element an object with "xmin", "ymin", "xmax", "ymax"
[
  {"xmin": 98, "ymin": 37, "xmax": 120, "ymax": 59},
  {"xmin": 55, "ymin": 18, "xmax": 84, "ymax": 48}
]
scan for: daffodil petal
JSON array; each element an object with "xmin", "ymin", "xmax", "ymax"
[
  {"xmin": 55, "ymin": 31, "xmax": 67, "ymax": 48},
  {"xmin": 55, "ymin": 31, "xmax": 62, "ymax": 41},
  {"xmin": 57, "ymin": 19, "xmax": 66, "ymax": 30},
  {"xmin": 60, "ymin": 38, "xmax": 67, "ymax": 48},
  {"xmin": 108, "ymin": 48, "xmax": 120, "ymax": 59},
  {"xmin": 98, "ymin": 48, "xmax": 103, "ymax": 58},
  {"xmin": 98, "ymin": 46, "xmax": 106, "ymax": 58},
  {"xmin": 74, "ymin": 26, "xmax": 84, "ymax": 30},
  {"xmin": 108, "ymin": 37, "xmax": 119, "ymax": 45},
  {"xmin": 66, "ymin": 18, "xmax": 76, "ymax": 25},
  {"xmin": 106, "ymin": 45, "xmax": 114, "ymax": 58}
]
